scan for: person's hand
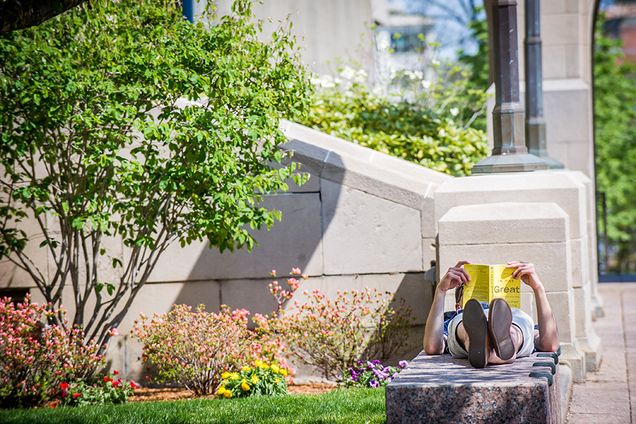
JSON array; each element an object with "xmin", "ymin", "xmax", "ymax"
[
  {"xmin": 437, "ymin": 261, "xmax": 470, "ymax": 293},
  {"xmin": 507, "ymin": 261, "xmax": 543, "ymax": 291}
]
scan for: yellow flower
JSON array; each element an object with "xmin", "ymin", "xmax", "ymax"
[
  {"xmin": 259, "ymin": 363, "xmax": 269, "ymax": 370},
  {"xmin": 223, "ymin": 390, "xmax": 232, "ymax": 398},
  {"xmin": 274, "ymin": 378, "xmax": 281, "ymax": 384},
  {"xmin": 271, "ymin": 364, "xmax": 280, "ymax": 374},
  {"xmin": 241, "ymin": 366, "xmax": 251, "ymax": 372},
  {"xmin": 241, "ymin": 380, "xmax": 250, "ymax": 391},
  {"xmin": 230, "ymin": 373, "xmax": 240, "ymax": 380},
  {"xmin": 217, "ymin": 386, "xmax": 227, "ymax": 396},
  {"xmin": 221, "ymin": 372, "xmax": 231, "ymax": 380},
  {"xmin": 280, "ymin": 368, "xmax": 288, "ymax": 377},
  {"xmin": 254, "ymin": 360, "xmax": 263, "ymax": 367},
  {"xmin": 251, "ymin": 375, "xmax": 260, "ymax": 385}
]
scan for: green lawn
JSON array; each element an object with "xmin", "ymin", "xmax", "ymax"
[{"xmin": 0, "ymin": 388, "xmax": 386, "ymax": 424}]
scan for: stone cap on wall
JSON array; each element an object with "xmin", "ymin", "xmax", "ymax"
[
  {"xmin": 434, "ymin": 171, "xmax": 587, "ymax": 239},
  {"xmin": 281, "ymin": 120, "xmax": 451, "ymax": 211},
  {"xmin": 439, "ymin": 202, "xmax": 570, "ymax": 245}
]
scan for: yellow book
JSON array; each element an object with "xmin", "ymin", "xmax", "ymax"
[{"xmin": 462, "ymin": 264, "xmax": 521, "ymax": 308}]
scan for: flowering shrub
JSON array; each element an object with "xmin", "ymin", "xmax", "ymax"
[
  {"xmin": 133, "ymin": 304, "xmax": 287, "ymax": 396},
  {"xmin": 342, "ymin": 360, "xmax": 408, "ymax": 388},
  {"xmin": 60, "ymin": 371, "xmax": 138, "ymax": 406},
  {"xmin": 0, "ymin": 296, "xmax": 104, "ymax": 407},
  {"xmin": 301, "ymin": 65, "xmax": 488, "ymax": 177},
  {"xmin": 216, "ymin": 360, "xmax": 289, "ymax": 399},
  {"xmin": 274, "ymin": 286, "xmax": 413, "ymax": 381}
]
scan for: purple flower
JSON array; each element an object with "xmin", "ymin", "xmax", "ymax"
[
  {"xmin": 373, "ymin": 369, "xmax": 387, "ymax": 379},
  {"xmin": 398, "ymin": 360, "xmax": 408, "ymax": 369},
  {"xmin": 369, "ymin": 379, "xmax": 379, "ymax": 388},
  {"xmin": 372, "ymin": 359, "xmax": 381, "ymax": 365}
]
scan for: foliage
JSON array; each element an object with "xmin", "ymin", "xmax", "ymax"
[
  {"xmin": 132, "ymin": 304, "xmax": 287, "ymax": 397},
  {"xmin": 0, "ymin": 388, "xmax": 386, "ymax": 424},
  {"xmin": 301, "ymin": 65, "xmax": 488, "ymax": 176},
  {"xmin": 457, "ymin": 4, "xmax": 490, "ymax": 131},
  {"xmin": 594, "ymin": 15, "xmax": 636, "ymax": 273},
  {"xmin": 59, "ymin": 371, "xmax": 138, "ymax": 407},
  {"xmin": 274, "ymin": 284, "xmax": 413, "ymax": 381},
  {"xmin": 0, "ymin": 296, "xmax": 104, "ymax": 408},
  {"xmin": 216, "ymin": 360, "xmax": 289, "ymax": 399},
  {"xmin": 342, "ymin": 359, "xmax": 407, "ymax": 388},
  {"xmin": 0, "ymin": 0, "xmax": 311, "ymax": 347}
]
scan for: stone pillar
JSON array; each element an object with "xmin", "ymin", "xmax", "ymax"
[
  {"xmin": 434, "ymin": 170, "xmax": 603, "ymax": 382},
  {"xmin": 524, "ymin": 0, "xmax": 564, "ymax": 169}
]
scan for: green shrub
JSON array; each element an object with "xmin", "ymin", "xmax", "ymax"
[{"xmin": 300, "ymin": 66, "xmax": 489, "ymax": 177}]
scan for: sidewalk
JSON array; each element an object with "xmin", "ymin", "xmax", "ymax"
[{"xmin": 567, "ymin": 283, "xmax": 636, "ymax": 423}]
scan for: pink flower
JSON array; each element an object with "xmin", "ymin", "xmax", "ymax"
[
  {"xmin": 108, "ymin": 327, "xmax": 119, "ymax": 337},
  {"xmin": 291, "ymin": 267, "xmax": 301, "ymax": 275}
]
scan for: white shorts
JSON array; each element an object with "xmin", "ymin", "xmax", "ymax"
[{"xmin": 446, "ymin": 308, "xmax": 535, "ymax": 359}]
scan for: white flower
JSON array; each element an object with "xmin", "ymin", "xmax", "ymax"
[
  {"xmin": 421, "ymin": 80, "xmax": 431, "ymax": 89},
  {"xmin": 450, "ymin": 107, "xmax": 459, "ymax": 116},
  {"xmin": 432, "ymin": 59, "xmax": 440, "ymax": 67},
  {"xmin": 353, "ymin": 69, "xmax": 367, "ymax": 84},
  {"xmin": 438, "ymin": 128, "xmax": 447, "ymax": 137},
  {"xmin": 340, "ymin": 66, "xmax": 356, "ymax": 81},
  {"xmin": 310, "ymin": 75, "xmax": 336, "ymax": 89},
  {"xmin": 413, "ymin": 70, "xmax": 423, "ymax": 80}
]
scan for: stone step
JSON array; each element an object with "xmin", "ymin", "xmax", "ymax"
[{"xmin": 386, "ymin": 351, "xmax": 564, "ymax": 424}]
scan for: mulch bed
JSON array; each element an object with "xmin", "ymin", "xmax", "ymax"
[{"xmin": 129, "ymin": 383, "xmax": 337, "ymax": 402}]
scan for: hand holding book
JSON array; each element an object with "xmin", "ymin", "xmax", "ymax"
[{"xmin": 463, "ymin": 264, "xmax": 521, "ymax": 308}]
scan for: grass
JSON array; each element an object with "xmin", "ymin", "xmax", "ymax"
[{"xmin": 0, "ymin": 388, "xmax": 386, "ymax": 424}]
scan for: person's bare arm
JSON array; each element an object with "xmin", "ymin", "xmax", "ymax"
[
  {"xmin": 423, "ymin": 261, "xmax": 470, "ymax": 354},
  {"xmin": 509, "ymin": 261, "xmax": 560, "ymax": 352}
]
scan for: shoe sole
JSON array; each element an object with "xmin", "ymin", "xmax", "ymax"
[
  {"xmin": 463, "ymin": 299, "xmax": 488, "ymax": 368},
  {"xmin": 488, "ymin": 298, "xmax": 515, "ymax": 361}
]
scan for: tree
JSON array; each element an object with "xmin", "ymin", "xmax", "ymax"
[
  {"xmin": 0, "ymin": 0, "xmax": 88, "ymax": 34},
  {"xmin": 0, "ymin": 0, "xmax": 311, "ymax": 347},
  {"xmin": 593, "ymin": 16, "xmax": 636, "ymax": 273}
]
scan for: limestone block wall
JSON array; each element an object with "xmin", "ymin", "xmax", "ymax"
[{"xmin": 0, "ymin": 122, "xmax": 450, "ymax": 380}]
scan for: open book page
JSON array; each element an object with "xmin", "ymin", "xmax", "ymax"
[
  {"xmin": 462, "ymin": 264, "xmax": 491, "ymax": 307},
  {"xmin": 491, "ymin": 265, "xmax": 521, "ymax": 308}
]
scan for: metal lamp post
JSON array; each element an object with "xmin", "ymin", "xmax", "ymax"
[
  {"xmin": 472, "ymin": 0, "xmax": 547, "ymax": 174},
  {"xmin": 524, "ymin": 0, "xmax": 564, "ymax": 169}
]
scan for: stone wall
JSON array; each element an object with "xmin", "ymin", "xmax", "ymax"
[{"xmin": 0, "ymin": 122, "xmax": 451, "ymax": 380}]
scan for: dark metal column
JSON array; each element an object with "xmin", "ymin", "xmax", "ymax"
[
  {"xmin": 472, "ymin": 0, "xmax": 547, "ymax": 174},
  {"xmin": 524, "ymin": 0, "xmax": 564, "ymax": 169}
]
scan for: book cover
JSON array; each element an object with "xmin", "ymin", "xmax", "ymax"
[{"xmin": 462, "ymin": 264, "xmax": 521, "ymax": 308}]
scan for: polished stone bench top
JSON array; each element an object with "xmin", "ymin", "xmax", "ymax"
[{"xmin": 386, "ymin": 351, "xmax": 561, "ymax": 424}]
